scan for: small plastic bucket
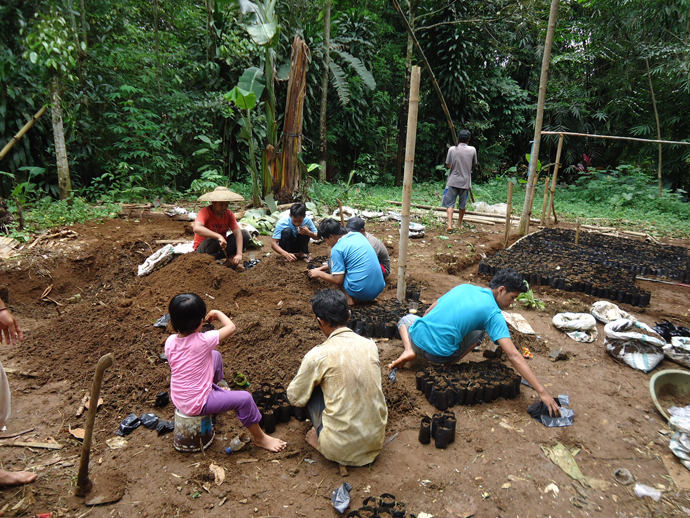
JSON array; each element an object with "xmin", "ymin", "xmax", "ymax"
[
  {"xmin": 173, "ymin": 409, "xmax": 215, "ymax": 452},
  {"xmin": 649, "ymin": 369, "xmax": 690, "ymax": 421}
]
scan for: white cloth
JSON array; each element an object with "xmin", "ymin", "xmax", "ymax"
[{"xmin": 0, "ymin": 360, "xmax": 11, "ymax": 430}]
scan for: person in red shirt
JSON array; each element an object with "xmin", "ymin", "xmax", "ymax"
[{"xmin": 193, "ymin": 187, "xmax": 251, "ymax": 269}]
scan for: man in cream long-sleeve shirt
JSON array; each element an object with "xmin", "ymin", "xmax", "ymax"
[{"xmin": 287, "ymin": 290, "xmax": 388, "ymax": 466}]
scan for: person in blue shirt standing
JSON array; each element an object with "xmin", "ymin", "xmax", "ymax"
[
  {"xmin": 308, "ymin": 219, "xmax": 385, "ymax": 305},
  {"xmin": 271, "ymin": 203, "xmax": 319, "ymax": 262},
  {"xmin": 387, "ymin": 268, "xmax": 560, "ymax": 416}
]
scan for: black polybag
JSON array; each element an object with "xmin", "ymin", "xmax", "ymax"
[
  {"xmin": 156, "ymin": 420, "xmax": 174, "ymax": 436},
  {"xmin": 140, "ymin": 413, "xmax": 159, "ymax": 430},
  {"xmin": 155, "ymin": 391, "xmax": 170, "ymax": 407},
  {"xmin": 528, "ymin": 395, "xmax": 574, "ymax": 428},
  {"xmin": 154, "ymin": 313, "xmax": 171, "ymax": 328},
  {"xmin": 331, "ymin": 482, "xmax": 352, "ymax": 514},
  {"xmin": 116, "ymin": 413, "xmax": 141, "ymax": 436}
]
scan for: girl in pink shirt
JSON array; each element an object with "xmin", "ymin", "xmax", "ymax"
[{"xmin": 165, "ymin": 293, "xmax": 286, "ymax": 452}]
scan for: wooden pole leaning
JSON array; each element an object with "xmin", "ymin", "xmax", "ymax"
[
  {"xmin": 397, "ymin": 66, "xmax": 421, "ymax": 302},
  {"xmin": 547, "ymin": 133, "xmax": 564, "ymax": 224},
  {"xmin": 504, "ymin": 181, "xmax": 514, "ymax": 249},
  {"xmin": 0, "ymin": 106, "xmax": 48, "ymax": 163},
  {"xmin": 540, "ymin": 178, "xmax": 549, "ymax": 225}
]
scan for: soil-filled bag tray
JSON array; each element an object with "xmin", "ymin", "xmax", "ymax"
[
  {"xmin": 416, "ymin": 359, "xmax": 521, "ymax": 410},
  {"xmin": 348, "ymin": 296, "xmax": 430, "ymax": 339},
  {"xmin": 478, "ymin": 228, "xmax": 664, "ymax": 307}
]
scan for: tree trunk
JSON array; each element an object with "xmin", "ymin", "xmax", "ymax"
[
  {"xmin": 79, "ymin": 0, "xmax": 88, "ymax": 48},
  {"xmin": 318, "ymin": 0, "xmax": 331, "ymax": 183},
  {"xmin": 645, "ymin": 57, "xmax": 663, "ymax": 198},
  {"xmin": 51, "ymin": 80, "xmax": 72, "ymax": 201},
  {"xmin": 394, "ymin": 0, "xmax": 418, "ymax": 186},
  {"xmin": 155, "ymin": 0, "xmax": 162, "ymax": 95},
  {"xmin": 517, "ymin": 0, "xmax": 559, "ymax": 236},
  {"xmin": 273, "ymin": 37, "xmax": 310, "ymax": 202},
  {"xmin": 262, "ymin": 45, "xmax": 277, "ymax": 196},
  {"xmin": 391, "ymin": 0, "xmax": 456, "ymax": 144}
]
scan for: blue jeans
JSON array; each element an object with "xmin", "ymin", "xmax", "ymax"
[
  {"xmin": 398, "ymin": 314, "xmax": 485, "ymax": 364},
  {"xmin": 306, "ymin": 386, "xmax": 325, "ymax": 436}
]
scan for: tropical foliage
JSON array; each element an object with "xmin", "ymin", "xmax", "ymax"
[{"xmin": 1, "ymin": 0, "xmax": 690, "ymax": 211}]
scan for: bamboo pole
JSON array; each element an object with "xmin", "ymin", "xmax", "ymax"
[
  {"xmin": 575, "ymin": 220, "xmax": 580, "ymax": 245},
  {"xmin": 546, "ymin": 133, "xmax": 564, "ymax": 224},
  {"xmin": 504, "ymin": 182, "xmax": 514, "ymax": 249},
  {"xmin": 540, "ymin": 178, "xmax": 549, "ymax": 225},
  {"xmin": 540, "ymin": 131, "xmax": 690, "ymax": 146},
  {"xmin": 517, "ymin": 0, "xmax": 560, "ymax": 236},
  {"xmin": 0, "ymin": 106, "xmax": 48, "ymax": 162},
  {"xmin": 397, "ymin": 66, "xmax": 421, "ymax": 302},
  {"xmin": 525, "ymin": 173, "xmax": 539, "ymax": 235}
]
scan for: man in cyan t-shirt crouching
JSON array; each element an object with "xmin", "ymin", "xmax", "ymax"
[{"xmin": 388, "ymin": 268, "xmax": 560, "ymax": 416}]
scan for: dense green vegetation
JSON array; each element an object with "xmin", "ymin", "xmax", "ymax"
[{"xmin": 1, "ymin": 0, "xmax": 689, "ymax": 233}]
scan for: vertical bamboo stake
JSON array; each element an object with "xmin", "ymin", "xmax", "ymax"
[
  {"xmin": 525, "ymin": 173, "xmax": 539, "ymax": 235},
  {"xmin": 540, "ymin": 178, "xmax": 549, "ymax": 225},
  {"xmin": 575, "ymin": 220, "xmax": 581, "ymax": 245},
  {"xmin": 397, "ymin": 66, "xmax": 421, "ymax": 302},
  {"xmin": 547, "ymin": 133, "xmax": 564, "ymax": 224},
  {"xmin": 504, "ymin": 181, "xmax": 514, "ymax": 249},
  {"xmin": 517, "ymin": 0, "xmax": 560, "ymax": 236}
]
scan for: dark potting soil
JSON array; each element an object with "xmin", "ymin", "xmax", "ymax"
[
  {"xmin": 479, "ymin": 228, "xmax": 657, "ymax": 306},
  {"xmin": 348, "ymin": 298, "xmax": 430, "ymax": 340},
  {"xmin": 417, "ymin": 360, "xmax": 521, "ymax": 410}
]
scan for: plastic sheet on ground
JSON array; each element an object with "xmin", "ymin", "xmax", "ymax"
[
  {"xmin": 528, "ymin": 395, "xmax": 575, "ymax": 427},
  {"xmin": 137, "ymin": 241, "xmax": 195, "ymax": 276},
  {"xmin": 360, "ymin": 210, "xmax": 384, "ymax": 219},
  {"xmin": 670, "ymin": 407, "xmax": 690, "ymax": 419},
  {"xmin": 591, "ymin": 301, "xmax": 636, "ymax": 324},
  {"xmin": 552, "ymin": 313, "xmax": 598, "ymax": 342},
  {"xmin": 501, "ymin": 311, "xmax": 536, "ymax": 335},
  {"xmin": 333, "ymin": 206, "xmax": 358, "ymax": 219},
  {"xmin": 669, "ymin": 416, "xmax": 690, "ymax": 471},
  {"xmin": 331, "ymin": 482, "xmax": 352, "ymax": 514},
  {"xmin": 164, "ymin": 206, "xmax": 196, "ymax": 220},
  {"xmin": 604, "ymin": 319, "xmax": 666, "ymax": 373},
  {"xmin": 473, "ymin": 201, "xmax": 507, "ymax": 216}
]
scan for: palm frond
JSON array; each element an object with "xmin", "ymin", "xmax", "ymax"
[
  {"xmin": 331, "ymin": 48, "xmax": 376, "ymax": 90},
  {"xmin": 329, "ymin": 61, "xmax": 350, "ymax": 105}
]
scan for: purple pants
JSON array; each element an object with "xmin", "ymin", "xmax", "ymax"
[{"xmin": 199, "ymin": 351, "xmax": 261, "ymax": 428}]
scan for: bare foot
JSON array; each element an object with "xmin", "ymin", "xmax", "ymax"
[
  {"xmin": 248, "ymin": 423, "xmax": 287, "ymax": 452},
  {"xmin": 0, "ymin": 470, "xmax": 37, "ymax": 486},
  {"xmin": 446, "ymin": 227, "xmax": 453, "ymax": 233},
  {"xmin": 305, "ymin": 427, "xmax": 319, "ymax": 450},
  {"xmin": 387, "ymin": 349, "xmax": 417, "ymax": 370}
]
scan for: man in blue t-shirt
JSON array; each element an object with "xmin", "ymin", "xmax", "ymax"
[
  {"xmin": 271, "ymin": 203, "xmax": 318, "ymax": 262},
  {"xmin": 308, "ymin": 218, "xmax": 385, "ymax": 305},
  {"xmin": 388, "ymin": 268, "xmax": 560, "ymax": 416}
]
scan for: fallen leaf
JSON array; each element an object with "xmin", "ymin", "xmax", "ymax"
[
  {"xmin": 69, "ymin": 426, "xmax": 85, "ymax": 440},
  {"xmin": 501, "ymin": 482, "xmax": 511, "ymax": 489},
  {"xmin": 210, "ymin": 464, "xmax": 225, "ymax": 486},
  {"xmin": 84, "ymin": 397, "xmax": 104, "ymax": 410},
  {"xmin": 544, "ymin": 483, "xmax": 559, "ymax": 497}
]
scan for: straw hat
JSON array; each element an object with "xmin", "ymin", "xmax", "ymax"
[{"xmin": 197, "ymin": 186, "xmax": 245, "ymax": 203}]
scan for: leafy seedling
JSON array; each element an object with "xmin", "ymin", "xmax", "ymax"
[{"xmin": 516, "ymin": 283, "xmax": 546, "ymax": 311}]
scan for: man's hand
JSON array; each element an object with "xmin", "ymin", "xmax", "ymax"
[
  {"xmin": 0, "ymin": 308, "xmax": 23, "ymax": 345},
  {"xmin": 308, "ymin": 269, "xmax": 321, "ymax": 279},
  {"xmin": 232, "ymin": 253, "xmax": 243, "ymax": 266},
  {"xmin": 297, "ymin": 225, "xmax": 311, "ymax": 236},
  {"xmin": 217, "ymin": 235, "xmax": 227, "ymax": 249},
  {"xmin": 538, "ymin": 390, "xmax": 561, "ymax": 417}
]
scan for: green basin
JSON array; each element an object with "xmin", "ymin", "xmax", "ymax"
[{"xmin": 650, "ymin": 369, "xmax": 690, "ymax": 421}]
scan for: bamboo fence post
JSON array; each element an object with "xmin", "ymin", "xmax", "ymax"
[
  {"xmin": 525, "ymin": 173, "xmax": 539, "ymax": 235},
  {"xmin": 397, "ymin": 66, "xmax": 421, "ymax": 302},
  {"xmin": 504, "ymin": 181, "xmax": 514, "ymax": 249},
  {"xmin": 575, "ymin": 220, "xmax": 581, "ymax": 245},
  {"xmin": 547, "ymin": 133, "xmax": 564, "ymax": 224},
  {"xmin": 540, "ymin": 178, "xmax": 549, "ymax": 225},
  {"xmin": 0, "ymin": 106, "xmax": 48, "ymax": 162}
]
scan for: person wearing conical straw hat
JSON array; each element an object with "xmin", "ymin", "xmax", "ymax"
[{"xmin": 193, "ymin": 187, "xmax": 251, "ymax": 269}]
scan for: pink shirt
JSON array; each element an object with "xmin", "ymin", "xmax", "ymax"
[{"xmin": 165, "ymin": 330, "xmax": 219, "ymax": 415}]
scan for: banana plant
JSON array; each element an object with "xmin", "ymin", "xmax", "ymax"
[{"xmin": 225, "ymin": 67, "xmax": 266, "ymax": 207}]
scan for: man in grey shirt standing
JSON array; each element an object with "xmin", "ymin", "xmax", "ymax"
[
  {"xmin": 442, "ymin": 129, "xmax": 477, "ymax": 232},
  {"xmin": 345, "ymin": 217, "xmax": 391, "ymax": 279}
]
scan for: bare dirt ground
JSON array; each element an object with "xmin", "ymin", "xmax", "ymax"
[{"xmin": 1, "ymin": 213, "xmax": 690, "ymax": 517}]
